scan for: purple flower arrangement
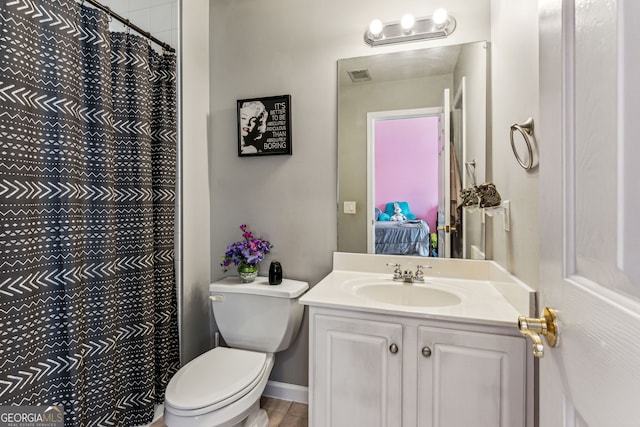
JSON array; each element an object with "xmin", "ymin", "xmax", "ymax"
[{"xmin": 221, "ymin": 224, "xmax": 273, "ymax": 272}]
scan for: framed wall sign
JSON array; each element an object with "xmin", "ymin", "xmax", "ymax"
[{"xmin": 237, "ymin": 95, "xmax": 292, "ymax": 157}]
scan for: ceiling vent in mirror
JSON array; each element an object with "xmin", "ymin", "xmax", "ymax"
[{"xmin": 347, "ymin": 69, "xmax": 372, "ymax": 83}]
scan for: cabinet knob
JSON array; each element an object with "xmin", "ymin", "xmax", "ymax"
[
  {"xmin": 389, "ymin": 343, "xmax": 399, "ymax": 354},
  {"xmin": 421, "ymin": 346, "xmax": 432, "ymax": 357}
]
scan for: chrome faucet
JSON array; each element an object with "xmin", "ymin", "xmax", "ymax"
[
  {"xmin": 388, "ymin": 263, "xmax": 431, "ymax": 283},
  {"xmin": 414, "ymin": 264, "xmax": 430, "ymax": 282},
  {"xmin": 386, "ymin": 262, "xmax": 403, "ymax": 281}
]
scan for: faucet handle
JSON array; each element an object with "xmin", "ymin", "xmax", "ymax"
[
  {"xmin": 414, "ymin": 264, "xmax": 431, "ymax": 282},
  {"xmin": 386, "ymin": 262, "xmax": 402, "ymax": 280}
]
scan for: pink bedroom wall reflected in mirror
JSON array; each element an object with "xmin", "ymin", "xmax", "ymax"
[{"xmin": 374, "ymin": 116, "xmax": 439, "ymax": 231}]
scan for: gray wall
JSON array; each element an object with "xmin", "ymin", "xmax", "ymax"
[
  {"xmin": 209, "ymin": 0, "xmax": 492, "ymax": 386},
  {"xmin": 489, "ymin": 0, "xmax": 540, "ymax": 288},
  {"xmin": 180, "ymin": 0, "xmax": 213, "ymax": 364}
]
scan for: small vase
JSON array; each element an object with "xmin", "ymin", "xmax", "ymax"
[
  {"xmin": 268, "ymin": 261, "xmax": 283, "ymax": 285},
  {"xmin": 237, "ymin": 263, "xmax": 259, "ymax": 283}
]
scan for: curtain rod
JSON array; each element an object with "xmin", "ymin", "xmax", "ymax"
[{"xmin": 82, "ymin": 0, "xmax": 176, "ymax": 53}]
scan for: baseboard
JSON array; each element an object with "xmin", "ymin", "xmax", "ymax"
[{"xmin": 263, "ymin": 380, "xmax": 308, "ymax": 404}]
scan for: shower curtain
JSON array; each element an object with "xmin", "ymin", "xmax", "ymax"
[{"xmin": 0, "ymin": 1, "xmax": 179, "ymax": 425}]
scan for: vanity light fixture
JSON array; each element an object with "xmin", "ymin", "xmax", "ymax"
[{"xmin": 364, "ymin": 8, "xmax": 457, "ymax": 47}]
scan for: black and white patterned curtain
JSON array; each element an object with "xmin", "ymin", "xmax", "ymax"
[{"xmin": 0, "ymin": 1, "xmax": 179, "ymax": 425}]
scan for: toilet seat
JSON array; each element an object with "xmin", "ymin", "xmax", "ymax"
[{"xmin": 165, "ymin": 347, "xmax": 269, "ymax": 416}]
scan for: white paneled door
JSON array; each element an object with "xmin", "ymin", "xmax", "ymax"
[{"xmin": 538, "ymin": 0, "xmax": 640, "ymax": 426}]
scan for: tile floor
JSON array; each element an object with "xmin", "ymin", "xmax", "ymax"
[
  {"xmin": 261, "ymin": 396, "xmax": 308, "ymax": 427},
  {"xmin": 149, "ymin": 397, "xmax": 308, "ymax": 427},
  {"xmin": 150, "ymin": 417, "xmax": 167, "ymax": 427}
]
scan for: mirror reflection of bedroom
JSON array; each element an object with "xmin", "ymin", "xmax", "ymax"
[{"xmin": 337, "ymin": 41, "xmax": 488, "ymax": 260}]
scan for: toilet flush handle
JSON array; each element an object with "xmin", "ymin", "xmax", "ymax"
[{"xmin": 210, "ymin": 295, "xmax": 224, "ymax": 302}]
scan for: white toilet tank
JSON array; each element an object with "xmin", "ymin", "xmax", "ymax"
[{"xmin": 209, "ymin": 277, "xmax": 308, "ymax": 353}]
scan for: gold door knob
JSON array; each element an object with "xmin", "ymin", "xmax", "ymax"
[
  {"xmin": 518, "ymin": 307, "xmax": 558, "ymax": 358},
  {"xmin": 436, "ymin": 225, "xmax": 457, "ymax": 233}
]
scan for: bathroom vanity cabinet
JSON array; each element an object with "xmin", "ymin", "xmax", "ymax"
[
  {"xmin": 300, "ymin": 252, "xmax": 537, "ymax": 427},
  {"xmin": 308, "ymin": 307, "xmax": 529, "ymax": 427}
]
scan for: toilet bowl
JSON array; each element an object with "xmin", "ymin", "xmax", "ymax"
[
  {"xmin": 164, "ymin": 277, "xmax": 308, "ymax": 427},
  {"xmin": 164, "ymin": 347, "xmax": 274, "ymax": 427}
]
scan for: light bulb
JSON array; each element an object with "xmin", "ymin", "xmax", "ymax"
[
  {"xmin": 432, "ymin": 8, "xmax": 449, "ymax": 27},
  {"xmin": 400, "ymin": 14, "xmax": 415, "ymax": 31},
  {"xmin": 368, "ymin": 19, "xmax": 383, "ymax": 37}
]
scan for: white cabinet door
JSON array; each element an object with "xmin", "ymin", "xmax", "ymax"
[
  {"xmin": 311, "ymin": 314, "xmax": 403, "ymax": 427},
  {"xmin": 417, "ymin": 327, "xmax": 526, "ymax": 427}
]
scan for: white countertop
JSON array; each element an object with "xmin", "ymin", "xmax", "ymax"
[{"xmin": 299, "ymin": 252, "xmax": 536, "ymax": 328}]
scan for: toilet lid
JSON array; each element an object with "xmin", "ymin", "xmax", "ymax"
[
  {"xmin": 165, "ymin": 347, "xmax": 267, "ymax": 410},
  {"xmin": 209, "ymin": 277, "xmax": 308, "ymax": 298}
]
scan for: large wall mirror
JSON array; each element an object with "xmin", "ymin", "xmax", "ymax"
[{"xmin": 337, "ymin": 41, "xmax": 489, "ymax": 259}]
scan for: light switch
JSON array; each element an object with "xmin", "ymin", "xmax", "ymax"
[{"xmin": 343, "ymin": 201, "xmax": 357, "ymax": 214}]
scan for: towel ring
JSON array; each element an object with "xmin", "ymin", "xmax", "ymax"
[{"xmin": 510, "ymin": 118, "xmax": 534, "ymax": 170}]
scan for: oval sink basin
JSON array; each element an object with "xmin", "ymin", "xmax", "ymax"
[{"xmin": 356, "ymin": 284, "xmax": 461, "ymax": 307}]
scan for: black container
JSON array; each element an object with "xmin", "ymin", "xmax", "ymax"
[{"xmin": 268, "ymin": 261, "xmax": 283, "ymax": 285}]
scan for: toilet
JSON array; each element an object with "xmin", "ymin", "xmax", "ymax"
[{"xmin": 164, "ymin": 277, "xmax": 308, "ymax": 427}]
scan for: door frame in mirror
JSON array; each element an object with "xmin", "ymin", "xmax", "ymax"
[{"xmin": 366, "ymin": 107, "xmax": 442, "ymax": 254}]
